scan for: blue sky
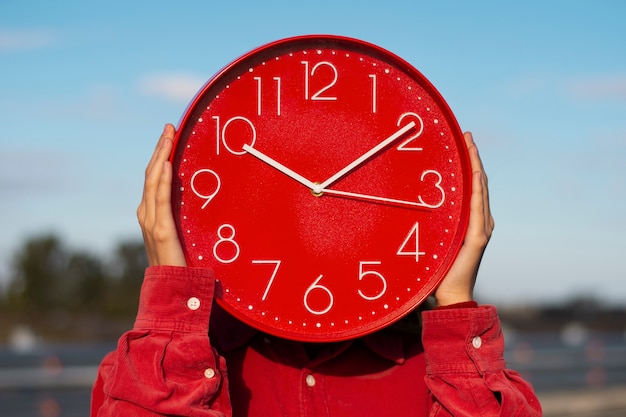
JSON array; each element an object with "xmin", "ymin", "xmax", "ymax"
[{"xmin": 1, "ymin": 0, "xmax": 625, "ymax": 305}]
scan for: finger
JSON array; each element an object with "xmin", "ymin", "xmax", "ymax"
[
  {"xmin": 464, "ymin": 132, "xmax": 494, "ymax": 224},
  {"xmin": 464, "ymin": 133, "xmax": 494, "ymax": 247},
  {"xmin": 138, "ymin": 125, "xmax": 175, "ymax": 265},
  {"xmin": 464, "ymin": 131, "xmax": 486, "ymax": 175},
  {"xmin": 154, "ymin": 159, "xmax": 176, "ymax": 243},
  {"xmin": 146, "ymin": 124, "xmax": 176, "ymax": 177},
  {"xmin": 142, "ymin": 125, "xmax": 175, "ymax": 224},
  {"xmin": 153, "ymin": 160, "xmax": 186, "ymax": 266},
  {"xmin": 481, "ymin": 168, "xmax": 494, "ymax": 234}
]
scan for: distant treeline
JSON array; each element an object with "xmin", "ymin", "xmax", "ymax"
[
  {"xmin": 2, "ymin": 234, "xmax": 624, "ymax": 343},
  {"xmin": 0, "ymin": 234, "xmax": 147, "ymax": 341}
]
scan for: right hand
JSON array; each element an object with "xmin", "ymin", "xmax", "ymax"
[
  {"xmin": 137, "ymin": 124, "xmax": 187, "ymax": 267},
  {"xmin": 433, "ymin": 132, "xmax": 494, "ymax": 306}
]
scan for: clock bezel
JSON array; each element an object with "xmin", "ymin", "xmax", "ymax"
[{"xmin": 170, "ymin": 34, "xmax": 472, "ymax": 342}]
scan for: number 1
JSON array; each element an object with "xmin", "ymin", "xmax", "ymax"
[{"xmin": 369, "ymin": 74, "xmax": 377, "ymax": 113}]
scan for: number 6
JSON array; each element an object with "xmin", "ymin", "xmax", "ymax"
[{"xmin": 304, "ymin": 275, "xmax": 334, "ymax": 315}]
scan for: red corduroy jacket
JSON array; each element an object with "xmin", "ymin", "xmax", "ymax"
[{"xmin": 91, "ymin": 266, "xmax": 541, "ymax": 417}]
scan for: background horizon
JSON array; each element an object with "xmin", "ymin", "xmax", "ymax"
[{"xmin": 1, "ymin": 0, "xmax": 625, "ymax": 306}]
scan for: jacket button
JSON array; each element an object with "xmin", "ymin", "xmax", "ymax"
[
  {"xmin": 187, "ymin": 297, "xmax": 201, "ymax": 310},
  {"xmin": 204, "ymin": 368, "xmax": 216, "ymax": 379},
  {"xmin": 305, "ymin": 374, "xmax": 316, "ymax": 387},
  {"xmin": 472, "ymin": 336, "xmax": 482, "ymax": 349}
]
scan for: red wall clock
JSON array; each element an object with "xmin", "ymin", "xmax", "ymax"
[{"xmin": 170, "ymin": 35, "xmax": 471, "ymax": 342}]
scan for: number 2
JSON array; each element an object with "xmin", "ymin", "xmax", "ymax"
[{"xmin": 396, "ymin": 112, "xmax": 424, "ymax": 151}]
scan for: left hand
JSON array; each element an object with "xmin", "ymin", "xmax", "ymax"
[
  {"xmin": 137, "ymin": 123, "xmax": 187, "ymax": 267},
  {"xmin": 433, "ymin": 132, "xmax": 494, "ymax": 307}
]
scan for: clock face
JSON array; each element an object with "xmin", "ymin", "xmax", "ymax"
[{"xmin": 170, "ymin": 35, "xmax": 471, "ymax": 342}]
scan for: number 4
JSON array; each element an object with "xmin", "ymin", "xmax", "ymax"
[{"xmin": 397, "ymin": 222, "xmax": 425, "ymax": 262}]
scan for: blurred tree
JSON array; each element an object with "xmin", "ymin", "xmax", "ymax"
[
  {"xmin": 66, "ymin": 252, "xmax": 107, "ymax": 311},
  {"xmin": 0, "ymin": 234, "xmax": 148, "ymax": 340},
  {"xmin": 104, "ymin": 240, "xmax": 148, "ymax": 317},
  {"xmin": 5, "ymin": 235, "xmax": 68, "ymax": 316}
]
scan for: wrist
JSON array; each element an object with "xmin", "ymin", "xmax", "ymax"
[
  {"xmin": 435, "ymin": 300, "xmax": 478, "ymax": 310},
  {"xmin": 434, "ymin": 291, "xmax": 473, "ymax": 307}
]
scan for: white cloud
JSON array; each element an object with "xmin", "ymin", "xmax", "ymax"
[
  {"xmin": 137, "ymin": 73, "xmax": 206, "ymax": 103},
  {"xmin": 0, "ymin": 148, "xmax": 76, "ymax": 195},
  {"xmin": 0, "ymin": 84, "xmax": 123, "ymax": 122},
  {"xmin": 502, "ymin": 73, "xmax": 626, "ymax": 102},
  {"xmin": 0, "ymin": 29, "xmax": 59, "ymax": 52},
  {"xmin": 565, "ymin": 74, "xmax": 626, "ymax": 100}
]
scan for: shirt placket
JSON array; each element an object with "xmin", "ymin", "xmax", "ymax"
[{"xmin": 299, "ymin": 366, "xmax": 329, "ymax": 417}]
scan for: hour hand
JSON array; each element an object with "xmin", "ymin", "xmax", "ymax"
[{"xmin": 243, "ymin": 144, "xmax": 318, "ymax": 191}]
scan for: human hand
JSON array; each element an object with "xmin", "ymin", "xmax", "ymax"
[
  {"xmin": 137, "ymin": 124, "xmax": 187, "ymax": 267},
  {"xmin": 433, "ymin": 132, "xmax": 494, "ymax": 307}
]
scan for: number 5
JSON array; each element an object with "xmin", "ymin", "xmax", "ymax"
[{"xmin": 358, "ymin": 261, "xmax": 387, "ymax": 300}]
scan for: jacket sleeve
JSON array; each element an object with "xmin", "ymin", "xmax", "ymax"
[
  {"xmin": 90, "ymin": 266, "xmax": 232, "ymax": 417},
  {"xmin": 421, "ymin": 306, "xmax": 542, "ymax": 417}
]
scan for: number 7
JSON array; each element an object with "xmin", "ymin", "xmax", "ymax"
[{"xmin": 252, "ymin": 260, "xmax": 281, "ymax": 301}]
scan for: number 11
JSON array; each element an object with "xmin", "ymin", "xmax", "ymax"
[{"xmin": 254, "ymin": 76, "xmax": 281, "ymax": 116}]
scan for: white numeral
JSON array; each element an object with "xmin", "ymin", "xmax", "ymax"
[
  {"xmin": 212, "ymin": 116, "xmax": 257, "ymax": 155},
  {"xmin": 397, "ymin": 223, "xmax": 425, "ymax": 262},
  {"xmin": 254, "ymin": 76, "xmax": 262, "ymax": 116},
  {"xmin": 273, "ymin": 77, "xmax": 281, "ymax": 116},
  {"xmin": 358, "ymin": 261, "xmax": 387, "ymax": 300},
  {"xmin": 418, "ymin": 170, "xmax": 445, "ymax": 208},
  {"xmin": 254, "ymin": 76, "xmax": 281, "ymax": 116},
  {"xmin": 190, "ymin": 169, "xmax": 221, "ymax": 209},
  {"xmin": 252, "ymin": 260, "xmax": 281, "ymax": 301},
  {"xmin": 396, "ymin": 112, "xmax": 425, "ymax": 151},
  {"xmin": 213, "ymin": 224, "xmax": 240, "ymax": 264},
  {"xmin": 369, "ymin": 74, "xmax": 377, "ymax": 113},
  {"xmin": 304, "ymin": 275, "xmax": 334, "ymax": 315},
  {"xmin": 302, "ymin": 61, "xmax": 338, "ymax": 101}
]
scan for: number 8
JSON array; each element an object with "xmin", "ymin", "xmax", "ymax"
[{"xmin": 213, "ymin": 224, "xmax": 240, "ymax": 264}]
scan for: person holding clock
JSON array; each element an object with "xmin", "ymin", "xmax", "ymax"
[{"xmin": 91, "ymin": 36, "xmax": 541, "ymax": 417}]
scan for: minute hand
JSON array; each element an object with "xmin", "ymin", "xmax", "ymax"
[{"xmin": 318, "ymin": 121, "xmax": 416, "ymax": 191}]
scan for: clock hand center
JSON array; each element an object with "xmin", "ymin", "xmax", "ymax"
[
  {"xmin": 243, "ymin": 144, "xmax": 318, "ymax": 191},
  {"xmin": 318, "ymin": 121, "xmax": 416, "ymax": 190}
]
